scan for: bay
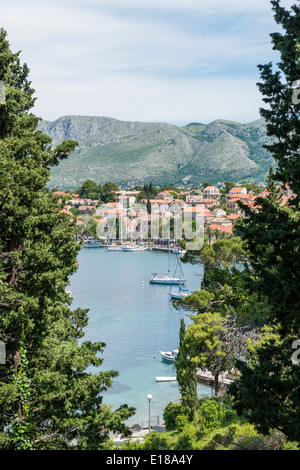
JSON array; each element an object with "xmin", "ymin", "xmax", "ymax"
[{"xmin": 70, "ymin": 248, "xmax": 213, "ymax": 427}]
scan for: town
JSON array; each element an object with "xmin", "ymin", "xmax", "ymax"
[{"xmin": 53, "ymin": 181, "xmax": 297, "ymax": 243}]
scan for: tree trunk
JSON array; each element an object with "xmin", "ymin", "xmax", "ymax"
[{"xmin": 214, "ymin": 373, "xmax": 219, "ymax": 397}]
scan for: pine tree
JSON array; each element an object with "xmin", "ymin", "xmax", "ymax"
[
  {"xmin": 257, "ymin": 0, "xmax": 300, "ymax": 200},
  {"xmin": 230, "ymin": 1, "xmax": 300, "ymax": 442},
  {"xmin": 0, "ymin": 29, "xmax": 134, "ymax": 450}
]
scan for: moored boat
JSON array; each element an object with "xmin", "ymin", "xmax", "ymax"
[
  {"xmin": 107, "ymin": 245, "xmax": 123, "ymax": 251},
  {"xmin": 159, "ymin": 349, "xmax": 178, "ymax": 363},
  {"xmin": 122, "ymin": 245, "xmax": 148, "ymax": 252},
  {"xmin": 169, "ymin": 287, "xmax": 193, "ymax": 300},
  {"xmin": 155, "ymin": 376, "xmax": 177, "ymax": 382},
  {"xmin": 83, "ymin": 239, "xmax": 101, "ymax": 248},
  {"xmin": 150, "ymin": 273, "xmax": 186, "ymax": 285}
]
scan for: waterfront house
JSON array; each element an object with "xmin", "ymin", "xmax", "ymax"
[
  {"xmin": 226, "ymin": 214, "xmax": 241, "ymax": 222},
  {"xmin": 202, "ymin": 198, "xmax": 219, "ymax": 209},
  {"xmin": 203, "ymin": 186, "xmax": 220, "ymax": 198},
  {"xmin": 208, "ymin": 217, "xmax": 233, "ymax": 227},
  {"xmin": 140, "ymin": 199, "xmax": 171, "ymax": 212},
  {"xmin": 228, "ymin": 187, "xmax": 247, "ymax": 198},
  {"xmin": 212, "ymin": 208, "xmax": 227, "ymax": 218},
  {"xmin": 155, "ymin": 190, "xmax": 174, "ymax": 200},
  {"xmin": 169, "ymin": 199, "xmax": 185, "ymax": 213},
  {"xmin": 226, "ymin": 198, "xmax": 240, "ymax": 213},
  {"xmin": 183, "ymin": 205, "xmax": 204, "ymax": 221},
  {"xmin": 209, "ymin": 223, "xmax": 233, "ymax": 235}
]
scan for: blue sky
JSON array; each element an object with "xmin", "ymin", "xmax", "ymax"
[{"xmin": 1, "ymin": 0, "xmax": 296, "ymax": 125}]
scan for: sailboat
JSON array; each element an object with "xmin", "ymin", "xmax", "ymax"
[
  {"xmin": 149, "ymin": 241, "xmax": 186, "ymax": 285},
  {"xmin": 122, "ymin": 244, "xmax": 148, "ymax": 252},
  {"xmin": 169, "ymin": 286, "xmax": 193, "ymax": 300},
  {"xmin": 107, "ymin": 245, "xmax": 123, "ymax": 251}
]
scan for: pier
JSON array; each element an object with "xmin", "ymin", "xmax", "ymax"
[{"xmin": 196, "ymin": 369, "xmax": 237, "ymax": 387}]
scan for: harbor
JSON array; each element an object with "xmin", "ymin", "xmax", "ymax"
[
  {"xmin": 69, "ymin": 247, "xmax": 210, "ymax": 427},
  {"xmin": 82, "ymin": 237, "xmax": 186, "ymax": 254}
]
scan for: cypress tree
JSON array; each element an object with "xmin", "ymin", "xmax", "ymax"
[
  {"xmin": 230, "ymin": 1, "xmax": 300, "ymax": 442},
  {"xmin": 175, "ymin": 319, "xmax": 198, "ymax": 419},
  {"xmin": 0, "ymin": 29, "xmax": 134, "ymax": 450}
]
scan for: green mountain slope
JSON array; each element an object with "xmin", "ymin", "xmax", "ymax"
[{"xmin": 38, "ymin": 115, "xmax": 274, "ymax": 189}]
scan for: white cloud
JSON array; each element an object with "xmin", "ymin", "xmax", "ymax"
[
  {"xmin": 33, "ymin": 72, "xmax": 264, "ymax": 125},
  {"xmin": 1, "ymin": 0, "xmax": 291, "ymax": 123},
  {"xmin": 48, "ymin": 0, "xmax": 295, "ymax": 15}
]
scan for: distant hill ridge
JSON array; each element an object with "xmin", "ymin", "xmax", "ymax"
[{"xmin": 38, "ymin": 115, "xmax": 274, "ymax": 189}]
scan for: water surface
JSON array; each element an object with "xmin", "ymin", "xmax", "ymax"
[{"xmin": 70, "ymin": 248, "xmax": 212, "ymax": 426}]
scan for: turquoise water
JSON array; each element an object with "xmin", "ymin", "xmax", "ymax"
[{"xmin": 70, "ymin": 248, "xmax": 213, "ymax": 427}]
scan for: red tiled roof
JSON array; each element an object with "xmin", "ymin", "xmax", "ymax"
[{"xmin": 209, "ymin": 224, "xmax": 233, "ymax": 233}]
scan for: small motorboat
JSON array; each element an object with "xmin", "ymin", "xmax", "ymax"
[
  {"xmin": 159, "ymin": 349, "xmax": 178, "ymax": 363},
  {"xmin": 83, "ymin": 238, "xmax": 101, "ymax": 248}
]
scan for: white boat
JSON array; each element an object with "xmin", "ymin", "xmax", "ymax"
[
  {"xmin": 122, "ymin": 245, "xmax": 148, "ymax": 252},
  {"xmin": 155, "ymin": 376, "xmax": 177, "ymax": 382},
  {"xmin": 149, "ymin": 241, "xmax": 186, "ymax": 285},
  {"xmin": 159, "ymin": 349, "xmax": 178, "ymax": 363},
  {"xmin": 83, "ymin": 239, "xmax": 101, "ymax": 248},
  {"xmin": 169, "ymin": 291, "xmax": 190, "ymax": 299},
  {"xmin": 150, "ymin": 273, "xmax": 186, "ymax": 285},
  {"xmin": 169, "ymin": 287, "xmax": 193, "ymax": 300},
  {"xmin": 107, "ymin": 245, "xmax": 123, "ymax": 251},
  {"xmin": 173, "ymin": 248, "xmax": 186, "ymax": 255}
]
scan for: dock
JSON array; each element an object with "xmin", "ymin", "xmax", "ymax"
[
  {"xmin": 196, "ymin": 369, "xmax": 237, "ymax": 387},
  {"xmin": 155, "ymin": 376, "xmax": 177, "ymax": 382}
]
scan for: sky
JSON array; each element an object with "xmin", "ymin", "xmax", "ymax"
[{"xmin": 1, "ymin": 0, "xmax": 297, "ymax": 125}]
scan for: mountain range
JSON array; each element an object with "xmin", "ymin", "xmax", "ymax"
[{"xmin": 38, "ymin": 115, "xmax": 275, "ymax": 190}]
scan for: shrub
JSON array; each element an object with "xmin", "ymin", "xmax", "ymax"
[
  {"xmin": 198, "ymin": 398, "xmax": 231, "ymax": 434},
  {"xmin": 174, "ymin": 429, "xmax": 197, "ymax": 450},
  {"xmin": 143, "ymin": 432, "xmax": 171, "ymax": 450},
  {"xmin": 163, "ymin": 402, "xmax": 184, "ymax": 431}
]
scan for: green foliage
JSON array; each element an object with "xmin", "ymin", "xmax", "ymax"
[
  {"xmin": 143, "ymin": 431, "xmax": 171, "ymax": 450},
  {"xmin": 163, "ymin": 402, "xmax": 184, "ymax": 431},
  {"xmin": 102, "ymin": 182, "xmax": 119, "ymax": 194},
  {"xmin": 173, "ymin": 427, "xmax": 197, "ymax": 450},
  {"xmin": 223, "ymin": 181, "xmax": 236, "ymax": 193},
  {"xmin": 257, "ymin": 1, "xmax": 300, "ymax": 200},
  {"xmin": 42, "ymin": 115, "xmax": 274, "ymax": 190},
  {"xmin": 229, "ymin": 2, "xmax": 300, "ymax": 443},
  {"xmin": 78, "ymin": 179, "xmax": 103, "ymax": 200},
  {"xmin": 198, "ymin": 398, "xmax": 233, "ymax": 435},
  {"xmin": 230, "ymin": 334, "xmax": 300, "ymax": 442},
  {"xmin": 175, "ymin": 320, "xmax": 198, "ymax": 419},
  {"xmin": 283, "ymin": 441, "xmax": 299, "ymax": 450},
  {"xmin": 11, "ymin": 343, "xmax": 34, "ymax": 450},
  {"xmin": 0, "ymin": 29, "xmax": 135, "ymax": 450}
]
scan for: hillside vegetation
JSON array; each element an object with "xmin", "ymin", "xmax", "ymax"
[{"xmin": 38, "ymin": 116, "xmax": 274, "ymax": 190}]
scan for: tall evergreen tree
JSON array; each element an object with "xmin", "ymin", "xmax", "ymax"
[
  {"xmin": 0, "ymin": 29, "xmax": 134, "ymax": 450},
  {"xmin": 230, "ymin": 0, "xmax": 300, "ymax": 442},
  {"xmin": 257, "ymin": 0, "xmax": 300, "ymax": 200},
  {"xmin": 175, "ymin": 319, "xmax": 197, "ymax": 419}
]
